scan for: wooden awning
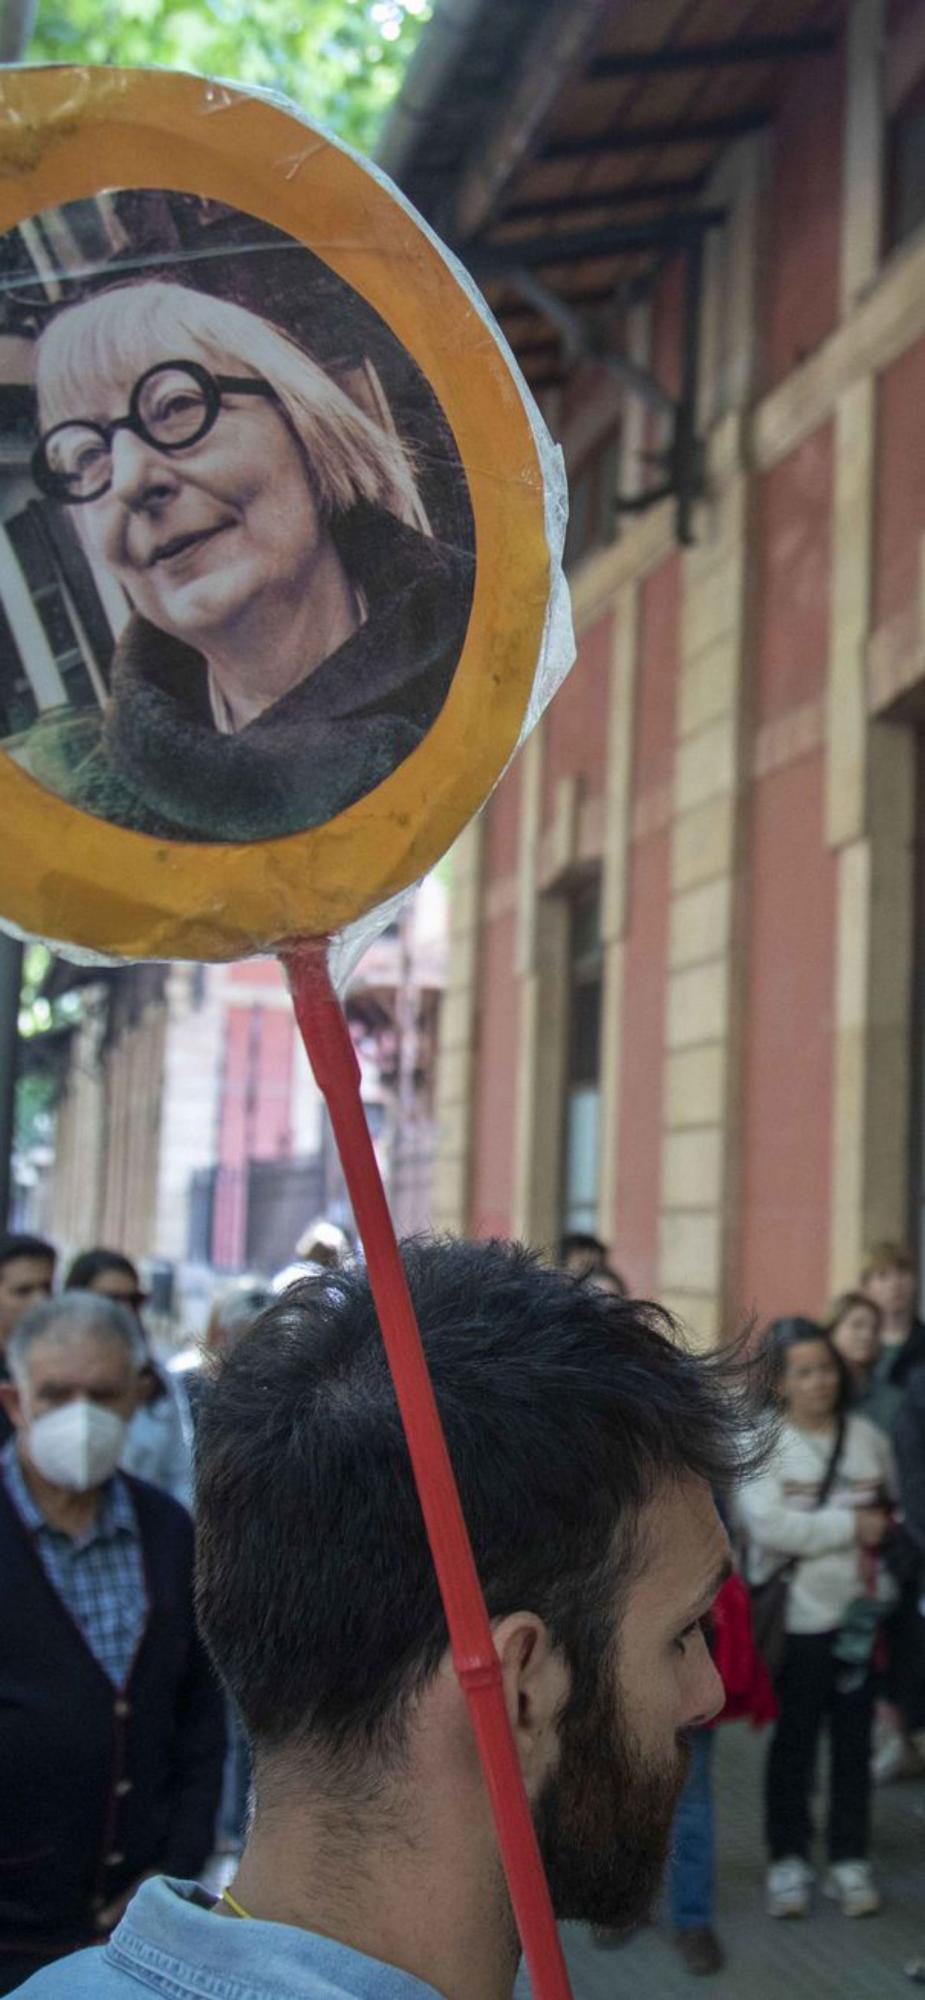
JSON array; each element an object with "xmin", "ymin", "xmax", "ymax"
[{"xmin": 381, "ymin": 0, "xmax": 844, "ymax": 396}]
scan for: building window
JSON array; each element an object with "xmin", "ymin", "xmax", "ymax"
[
  {"xmin": 6, "ymin": 505, "xmax": 99, "ymax": 710},
  {"xmin": 885, "ymin": 1, "xmax": 925, "ymax": 253},
  {"xmin": 563, "ymin": 429, "xmax": 620, "ymax": 572},
  {"xmin": 0, "ymin": 596, "xmax": 34, "ymax": 736},
  {"xmin": 886, "ymin": 70, "xmax": 925, "ymax": 250},
  {"xmin": 561, "ymin": 878, "xmax": 602, "ymax": 1236}
]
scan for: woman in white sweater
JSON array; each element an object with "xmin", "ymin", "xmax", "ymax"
[{"xmin": 737, "ymin": 1316, "xmax": 896, "ymax": 1921}]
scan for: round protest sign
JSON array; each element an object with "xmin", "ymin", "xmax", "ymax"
[
  {"xmin": 0, "ymin": 65, "xmax": 567, "ymax": 959},
  {"xmin": 0, "ymin": 65, "xmax": 578, "ymax": 1998}
]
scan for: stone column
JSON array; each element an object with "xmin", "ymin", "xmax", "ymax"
[
  {"xmin": 596, "ymin": 583, "xmax": 639, "ymax": 1243},
  {"xmin": 511, "ymin": 726, "xmax": 570, "ymax": 1251},
  {"xmin": 827, "ymin": 378, "xmax": 915, "ymax": 1288},
  {"xmin": 827, "ymin": 0, "xmax": 915, "ymax": 1288},
  {"xmin": 657, "ymin": 427, "xmax": 751, "ymax": 1342},
  {"xmin": 654, "ymin": 131, "xmax": 766, "ymax": 1342}
]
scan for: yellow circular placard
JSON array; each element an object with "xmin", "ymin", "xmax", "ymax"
[{"xmin": 0, "ymin": 66, "xmax": 555, "ymax": 959}]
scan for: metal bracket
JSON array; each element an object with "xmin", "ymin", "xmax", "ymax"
[{"xmin": 509, "ymin": 223, "xmax": 709, "ymax": 546}]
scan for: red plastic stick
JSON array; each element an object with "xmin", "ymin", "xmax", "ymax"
[{"xmin": 283, "ymin": 941, "xmax": 572, "ymax": 2000}]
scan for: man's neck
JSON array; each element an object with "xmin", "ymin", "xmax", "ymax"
[
  {"xmin": 17, "ymin": 1448, "xmax": 100, "ymax": 1538},
  {"xmin": 226, "ymin": 1783, "xmax": 519, "ymax": 2000},
  {"xmin": 881, "ymin": 1313, "xmax": 913, "ymax": 1349}
]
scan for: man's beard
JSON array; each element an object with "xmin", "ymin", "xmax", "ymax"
[{"xmin": 533, "ymin": 1662, "xmax": 692, "ymax": 1935}]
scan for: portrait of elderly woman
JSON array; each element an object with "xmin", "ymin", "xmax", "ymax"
[{"xmin": 5, "ymin": 258, "xmax": 475, "ymax": 842}]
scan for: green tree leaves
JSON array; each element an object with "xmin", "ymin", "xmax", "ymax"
[{"xmin": 29, "ymin": 0, "xmax": 431, "ymax": 151}]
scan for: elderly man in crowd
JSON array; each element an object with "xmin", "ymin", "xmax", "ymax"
[{"xmin": 0, "ymin": 1292, "xmax": 224, "ymax": 1993}]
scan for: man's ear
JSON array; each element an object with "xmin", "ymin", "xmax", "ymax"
[
  {"xmin": 0, "ymin": 1379, "xmax": 25, "ymax": 1432},
  {"xmin": 492, "ymin": 1612, "xmax": 570, "ymax": 1786}
]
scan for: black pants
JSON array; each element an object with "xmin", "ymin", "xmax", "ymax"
[
  {"xmin": 766, "ymin": 1630, "xmax": 874, "ymax": 1864},
  {"xmin": 882, "ymin": 1586, "xmax": 925, "ymax": 1730}
]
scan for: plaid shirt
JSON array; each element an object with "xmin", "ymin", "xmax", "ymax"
[{"xmin": 1, "ymin": 1440, "xmax": 147, "ymax": 1687}]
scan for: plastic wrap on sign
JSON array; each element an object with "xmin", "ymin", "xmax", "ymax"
[
  {"xmin": 0, "ymin": 65, "xmax": 573, "ymax": 970},
  {"xmin": 0, "ymin": 67, "xmax": 580, "ymax": 2000}
]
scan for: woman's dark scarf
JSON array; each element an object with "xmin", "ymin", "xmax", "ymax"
[{"xmin": 25, "ymin": 503, "xmax": 474, "ymax": 843}]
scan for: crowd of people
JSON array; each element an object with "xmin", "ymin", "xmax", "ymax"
[
  {"xmin": 0, "ymin": 1223, "xmax": 921, "ymax": 1995},
  {"xmin": 561, "ymin": 1231, "xmax": 925, "ymax": 1973}
]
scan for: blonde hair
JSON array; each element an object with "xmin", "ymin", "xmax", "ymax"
[
  {"xmin": 860, "ymin": 1240, "xmax": 916, "ymax": 1282},
  {"xmin": 34, "ymin": 279, "xmax": 423, "ymax": 525}
]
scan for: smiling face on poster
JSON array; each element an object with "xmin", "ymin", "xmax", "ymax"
[
  {"xmin": 0, "ymin": 68, "xmax": 571, "ymax": 960},
  {"xmin": 3, "ymin": 194, "xmax": 476, "ymax": 843}
]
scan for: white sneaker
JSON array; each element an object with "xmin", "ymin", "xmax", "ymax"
[
  {"xmin": 823, "ymin": 1860, "xmax": 881, "ymax": 1917},
  {"xmin": 872, "ymin": 1733, "xmax": 924, "ymax": 1783},
  {"xmin": 766, "ymin": 1857, "xmax": 813, "ymax": 1917}
]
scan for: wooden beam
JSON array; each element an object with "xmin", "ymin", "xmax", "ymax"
[
  {"xmin": 588, "ymin": 32, "xmax": 836, "ymax": 78},
  {"xmin": 495, "ymin": 283, "xmax": 615, "ymax": 321},
  {"xmin": 541, "ymin": 113, "xmax": 769, "ymax": 161},
  {"xmin": 467, "ymin": 208, "xmax": 725, "ymax": 277},
  {"xmin": 452, "ymin": 0, "xmax": 615, "ymax": 240},
  {"xmin": 511, "ymin": 336, "xmax": 561, "ymax": 359},
  {"xmin": 503, "ymin": 177, "xmax": 706, "ymax": 221}
]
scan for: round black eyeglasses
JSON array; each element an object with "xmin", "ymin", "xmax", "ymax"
[{"xmin": 32, "ymin": 359, "xmax": 275, "ymax": 505}]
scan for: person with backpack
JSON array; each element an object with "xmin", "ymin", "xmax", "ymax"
[{"xmin": 737, "ymin": 1318, "xmax": 896, "ymax": 1920}]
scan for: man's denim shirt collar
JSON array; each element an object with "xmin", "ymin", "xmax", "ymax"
[{"xmin": 96, "ymin": 1875, "xmax": 445, "ymax": 2000}]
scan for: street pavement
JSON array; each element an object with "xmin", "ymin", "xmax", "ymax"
[{"xmin": 518, "ymin": 1722, "xmax": 925, "ymax": 1999}]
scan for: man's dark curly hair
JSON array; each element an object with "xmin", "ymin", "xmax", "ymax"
[{"xmin": 196, "ymin": 1236, "xmax": 769, "ymax": 1771}]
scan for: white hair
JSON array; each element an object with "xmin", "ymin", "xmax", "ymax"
[
  {"xmin": 7, "ymin": 1290, "xmax": 146, "ymax": 1386},
  {"xmin": 34, "ymin": 279, "xmax": 424, "ymax": 525}
]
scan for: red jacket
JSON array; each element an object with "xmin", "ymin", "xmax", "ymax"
[{"xmin": 710, "ymin": 1572, "xmax": 778, "ymax": 1727}]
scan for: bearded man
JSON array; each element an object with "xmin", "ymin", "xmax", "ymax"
[{"xmin": 16, "ymin": 1239, "xmax": 764, "ymax": 2000}]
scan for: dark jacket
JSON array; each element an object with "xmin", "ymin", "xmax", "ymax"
[
  {"xmin": 894, "ymin": 1362, "xmax": 925, "ymax": 1566},
  {"xmin": 862, "ymin": 1316, "xmax": 925, "ymax": 1435},
  {"xmin": 0, "ymin": 1473, "xmax": 225, "ymax": 1975},
  {"xmin": 20, "ymin": 504, "xmax": 474, "ymax": 842}
]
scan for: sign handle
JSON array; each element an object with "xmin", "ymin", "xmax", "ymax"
[{"xmin": 283, "ymin": 940, "xmax": 572, "ymax": 2000}]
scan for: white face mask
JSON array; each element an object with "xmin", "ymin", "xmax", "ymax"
[{"xmin": 27, "ymin": 1399, "xmax": 128, "ymax": 1492}]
